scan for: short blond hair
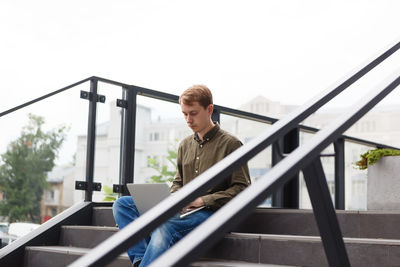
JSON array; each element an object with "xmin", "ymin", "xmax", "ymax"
[{"xmin": 179, "ymin": 85, "xmax": 213, "ymax": 108}]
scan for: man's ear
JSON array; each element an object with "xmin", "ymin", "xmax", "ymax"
[{"xmin": 208, "ymin": 104, "xmax": 214, "ymax": 115}]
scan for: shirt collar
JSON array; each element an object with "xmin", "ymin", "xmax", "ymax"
[{"xmin": 194, "ymin": 122, "xmax": 220, "ymax": 143}]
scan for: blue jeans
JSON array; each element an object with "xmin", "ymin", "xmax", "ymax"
[{"xmin": 112, "ymin": 196, "xmax": 214, "ymax": 267}]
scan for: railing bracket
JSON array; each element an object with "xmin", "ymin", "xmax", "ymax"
[
  {"xmin": 80, "ymin": 90, "xmax": 106, "ymax": 103},
  {"xmin": 75, "ymin": 181, "xmax": 102, "ymax": 191},
  {"xmin": 113, "ymin": 184, "xmax": 127, "ymax": 194},
  {"xmin": 116, "ymin": 99, "xmax": 128, "ymax": 108}
]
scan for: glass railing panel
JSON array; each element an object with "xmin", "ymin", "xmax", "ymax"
[
  {"xmin": 90, "ymin": 82, "xmax": 123, "ymax": 202},
  {"xmin": 320, "ymin": 145, "xmax": 335, "ymax": 201},
  {"xmin": 0, "ymin": 81, "xmax": 90, "ymax": 244},
  {"xmin": 132, "ymin": 97, "xmax": 274, "ymax": 207},
  {"xmin": 344, "ymin": 141, "xmax": 373, "ymax": 210},
  {"xmin": 134, "ymin": 95, "xmax": 189, "ymax": 186},
  {"xmin": 220, "ymin": 114, "xmax": 272, "ymax": 208},
  {"xmin": 299, "ymin": 131, "xmax": 313, "ymax": 209},
  {"xmin": 299, "ymin": 131, "xmax": 335, "ymax": 209}
]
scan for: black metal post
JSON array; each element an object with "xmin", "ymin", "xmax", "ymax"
[
  {"xmin": 120, "ymin": 86, "xmax": 137, "ymax": 195},
  {"xmin": 212, "ymin": 108, "xmax": 220, "ymax": 123},
  {"xmin": 334, "ymin": 138, "xmax": 345, "ymax": 210},
  {"xmin": 272, "ymin": 140, "xmax": 284, "ymax": 207},
  {"xmin": 85, "ymin": 79, "xmax": 98, "ymax": 202},
  {"xmin": 302, "ymin": 158, "xmax": 350, "ymax": 267},
  {"xmin": 272, "ymin": 128, "xmax": 299, "ymax": 208},
  {"xmin": 117, "ymin": 90, "xmax": 126, "ymax": 196}
]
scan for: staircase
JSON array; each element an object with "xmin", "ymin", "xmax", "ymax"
[
  {"xmin": 2, "ymin": 40, "xmax": 400, "ymax": 266},
  {"xmin": 19, "ymin": 204, "xmax": 400, "ymax": 266}
]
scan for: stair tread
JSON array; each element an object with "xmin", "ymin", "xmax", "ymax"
[
  {"xmin": 24, "ymin": 246, "xmax": 130, "ymax": 267},
  {"xmin": 26, "ymin": 233, "xmax": 400, "ymax": 267},
  {"xmin": 61, "ymin": 224, "xmax": 400, "ymax": 245},
  {"xmin": 191, "ymin": 258, "xmax": 295, "ymax": 267},
  {"xmin": 92, "ymin": 206, "xmax": 400, "ymax": 214},
  {"xmin": 62, "ymin": 225, "xmax": 118, "ymax": 231},
  {"xmin": 26, "ymin": 245, "xmax": 129, "ymax": 258},
  {"xmin": 92, "ymin": 206, "xmax": 114, "ymax": 210},
  {"xmin": 228, "ymin": 232, "xmax": 400, "ymax": 245},
  {"xmin": 92, "ymin": 206, "xmax": 400, "ymax": 239},
  {"xmin": 25, "ymin": 246, "xmax": 293, "ymax": 267}
]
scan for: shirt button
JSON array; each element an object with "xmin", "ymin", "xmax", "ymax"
[
  {"xmin": 200, "ymin": 145, "xmax": 203, "ymax": 148},
  {"xmin": 196, "ymin": 156, "xmax": 199, "ymax": 160},
  {"xmin": 195, "ymin": 170, "xmax": 198, "ymax": 173}
]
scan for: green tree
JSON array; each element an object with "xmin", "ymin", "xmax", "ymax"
[
  {"xmin": 147, "ymin": 142, "xmax": 178, "ymax": 184},
  {"xmin": 0, "ymin": 114, "xmax": 67, "ymax": 223}
]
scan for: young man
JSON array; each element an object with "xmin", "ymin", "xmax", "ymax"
[{"xmin": 112, "ymin": 85, "xmax": 251, "ymax": 267}]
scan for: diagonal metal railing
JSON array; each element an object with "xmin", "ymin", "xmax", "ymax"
[
  {"xmin": 150, "ymin": 71, "xmax": 400, "ymax": 267},
  {"xmin": 0, "ymin": 77, "xmax": 92, "ymax": 118},
  {"xmin": 68, "ymin": 40, "xmax": 400, "ymax": 267}
]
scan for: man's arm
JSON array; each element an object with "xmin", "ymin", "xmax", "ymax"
[
  {"xmin": 170, "ymin": 144, "xmax": 183, "ymax": 194},
  {"xmin": 200, "ymin": 140, "xmax": 251, "ymax": 210}
]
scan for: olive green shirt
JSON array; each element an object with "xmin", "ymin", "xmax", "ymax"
[{"xmin": 170, "ymin": 123, "xmax": 251, "ymax": 211}]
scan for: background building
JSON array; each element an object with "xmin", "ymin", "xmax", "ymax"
[{"xmin": 41, "ymin": 165, "xmax": 74, "ymax": 222}]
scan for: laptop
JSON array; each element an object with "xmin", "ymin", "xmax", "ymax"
[{"xmin": 126, "ymin": 183, "xmax": 170, "ymax": 215}]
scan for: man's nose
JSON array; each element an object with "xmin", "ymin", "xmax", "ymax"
[{"xmin": 186, "ymin": 115, "xmax": 192, "ymax": 123}]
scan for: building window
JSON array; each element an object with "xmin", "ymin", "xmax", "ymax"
[
  {"xmin": 255, "ymin": 103, "xmax": 262, "ymax": 113},
  {"xmin": 51, "ymin": 208, "xmax": 57, "ymax": 216},
  {"xmin": 45, "ymin": 190, "xmax": 55, "ymax": 201},
  {"xmin": 147, "ymin": 155, "xmax": 151, "ymax": 167},
  {"xmin": 147, "ymin": 155, "xmax": 160, "ymax": 167},
  {"xmin": 154, "ymin": 132, "xmax": 159, "ymax": 141}
]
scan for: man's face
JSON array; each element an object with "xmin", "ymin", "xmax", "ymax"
[{"xmin": 181, "ymin": 102, "xmax": 212, "ymax": 133}]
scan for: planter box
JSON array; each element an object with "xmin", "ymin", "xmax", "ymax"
[{"xmin": 368, "ymin": 156, "xmax": 400, "ymax": 211}]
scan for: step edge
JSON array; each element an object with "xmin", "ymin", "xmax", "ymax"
[
  {"xmin": 61, "ymin": 225, "xmax": 118, "ymax": 231},
  {"xmin": 92, "ymin": 206, "xmax": 400, "ymax": 215},
  {"xmin": 228, "ymin": 232, "xmax": 400, "ymax": 245},
  {"xmin": 25, "ymin": 245, "xmax": 129, "ymax": 258}
]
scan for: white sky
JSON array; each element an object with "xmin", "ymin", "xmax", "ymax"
[{"xmin": 1, "ymin": 0, "xmax": 400, "ymax": 164}]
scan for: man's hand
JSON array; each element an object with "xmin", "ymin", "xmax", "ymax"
[{"xmin": 182, "ymin": 197, "xmax": 205, "ymax": 212}]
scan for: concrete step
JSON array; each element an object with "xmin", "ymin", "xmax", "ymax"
[
  {"xmin": 24, "ymin": 246, "xmax": 131, "ymax": 267},
  {"xmin": 93, "ymin": 206, "xmax": 400, "ymax": 239},
  {"xmin": 60, "ymin": 225, "xmax": 117, "ymax": 248},
  {"xmin": 205, "ymin": 232, "xmax": 400, "ymax": 267},
  {"xmin": 24, "ymin": 246, "xmax": 290, "ymax": 267},
  {"xmin": 233, "ymin": 208, "xmax": 400, "ymax": 240},
  {"xmin": 59, "ymin": 225, "xmax": 400, "ymax": 266},
  {"xmin": 190, "ymin": 259, "xmax": 295, "ymax": 267},
  {"xmin": 92, "ymin": 206, "xmax": 116, "ymax": 227}
]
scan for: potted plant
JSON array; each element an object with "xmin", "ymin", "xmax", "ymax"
[{"xmin": 356, "ymin": 148, "xmax": 400, "ymax": 211}]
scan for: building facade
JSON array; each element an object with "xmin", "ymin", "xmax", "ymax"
[{"xmin": 41, "ymin": 165, "xmax": 75, "ymax": 222}]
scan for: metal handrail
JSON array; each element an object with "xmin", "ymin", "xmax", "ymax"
[
  {"xmin": 93, "ymin": 77, "xmax": 400, "ymax": 150},
  {"xmin": 0, "ymin": 77, "xmax": 92, "ymax": 118},
  {"xmin": 151, "ymin": 71, "xmax": 400, "ymax": 267},
  {"xmin": 0, "ymin": 75, "xmax": 397, "ymax": 151},
  {"xmin": 69, "ymin": 40, "xmax": 400, "ymax": 267}
]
